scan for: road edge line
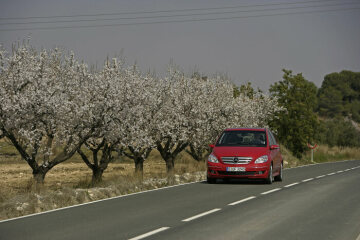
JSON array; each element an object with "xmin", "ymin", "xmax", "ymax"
[{"xmin": 0, "ymin": 180, "xmax": 205, "ymax": 224}]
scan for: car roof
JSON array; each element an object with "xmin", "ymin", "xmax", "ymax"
[{"xmin": 224, "ymin": 127, "xmax": 267, "ymax": 132}]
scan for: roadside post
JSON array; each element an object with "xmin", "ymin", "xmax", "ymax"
[{"xmin": 307, "ymin": 143, "xmax": 318, "ymax": 162}]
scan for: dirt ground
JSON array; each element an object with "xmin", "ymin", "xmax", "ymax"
[
  {"xmin": 0, "ymin": 149, "xmax": 206, "ymax": 203},
  {"xmin": 0, "ymin": 160, "xmax": 155, "ymax": 193}
]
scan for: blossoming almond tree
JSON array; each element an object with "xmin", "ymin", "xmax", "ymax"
[
  {"xmin": 153, "ymin": 68, "xmax": 198, "ymax": 174},
  {"xmin": 76, "ymin": 60, "xmax": 160, "ymax": 182},
  {"xmin": 118, "ymin": 68, "xmax": 162, "ymax": 178},
  {"xmin": 76, "ymin": 58, "xmax": 126, "ymax": 183},
  {"xmin": 229, "ymin": 92, "xmax": 282, "ymax": 128},
  {"xmin": 184, "ymin": 76, "xmax": 235, "ymax": 161},
  {"xmin": 0, "ymin": 44, "xmax": 93, "ymax": 183}
]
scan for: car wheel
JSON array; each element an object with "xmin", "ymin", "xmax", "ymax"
[
  {"xmin": 274, "ymin": 162, "xmax": 283, "ymax": 182},
  {"xmin": 265, "ymin": 164, "xmax": 273, "ymax": 184},
  {"xmin": 207, "ymin": 175, "xmax": 216, "ymax": 184}
]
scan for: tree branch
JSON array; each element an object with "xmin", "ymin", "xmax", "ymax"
[
  {"xmin": 77, "ymin": 149, "xmax": 94, "ymax": 171},
  {"xmin": 172, "ymin": 141, "xmax": 188, "ymax": 157},
  {"xmin": 144, "ymin": 147, "xmax": 152, "ymax": 159},
  {"xmin": 3, "ymin": 129, "xmax": 38, "ymax": 171},
  {"xmin": 31, "ymin": 134, "xmax": 42, "ymax": 162}
]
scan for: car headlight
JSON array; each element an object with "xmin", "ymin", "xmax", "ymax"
[
  {"xmin": 254, "ymin": 155, "xmax": 268, "ymax": 164},
  {"xmin": 208, "ymin": 153, "xmax": 219, "ymax": 163}
]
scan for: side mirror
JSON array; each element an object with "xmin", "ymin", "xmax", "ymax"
[
  {"xmin": 209, "ymin": 144, "xmax": 215, "ymax": 148},
  {"xmin": 270, "ymin": 144, "xmax": 279, "ymax": 150}
]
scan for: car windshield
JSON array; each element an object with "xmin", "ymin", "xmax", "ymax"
[{"xmin": 216, "ymin": 130, "xmax": 267, "ymax": 147}]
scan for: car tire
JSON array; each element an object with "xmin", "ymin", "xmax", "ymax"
[
  {"xmin": 265, "ymin": 164, "xmax": 273, "ymax": 184},
  {"xmin": 207, "ymin": 176, "xmax": 216, "ymax": 184},
  {"xmin": 274, "ymin": 162, "xmax": 283, "ymax": 182}
]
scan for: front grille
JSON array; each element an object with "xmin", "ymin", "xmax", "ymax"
[
  {"xmin": 218, "ymin": 171, "xmax": 257, "ymax": 176},
  {"xmin": 221, "ymin": 157, "xmax": 252, "ymax": 164}
]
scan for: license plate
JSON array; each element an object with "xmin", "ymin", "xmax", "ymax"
[{"xmin": 226, "ymin": 167, "xmax": 246, "ymax": 172}]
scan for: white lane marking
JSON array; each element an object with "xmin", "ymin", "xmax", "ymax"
[
  {"xmin": 356, "ymin": 231, "xmax": 360, "ymax": 240},
  {"xmin": 344, "ymin": 169, "xmax": 350, "ymax": 172},
  {"xmin": 129, "ymin": 227, "xmax": 170, "ymax": 240},
  {"xmin": 316, "ymin": 175, "xmax": 326, "ymax": 179},
  {"xmin": 284, "ymin": 182, "xmax": 299, "ymax": 188},
  {"xmin": 228, "ymin": 196, "xmax": 256, "ymax": 206},
  {"xmin": 302, "ymin": 178, "xmax": 314, "ymax": 182},
  {"xmin": 0, "ymin": 180, "xmax": 205, "ymax": 224},
  {"xmin": 261, "ymin": 188, "xmax": 281, "ymax": 195},
  {"xmin": 337, "ymin": 170, "xmax": 344, "ymax": 173},
  {"xmin": 182, "ymin": 208, "xmax": 221, "ymax": 222},
  {"xmin": 327, "ymin": 172, "xmax": 336, "ymax": 176}
]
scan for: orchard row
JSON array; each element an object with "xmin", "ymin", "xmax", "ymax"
[{"xmin": 0, "ymin": 43, "xmax": 281, "ymax": 183}]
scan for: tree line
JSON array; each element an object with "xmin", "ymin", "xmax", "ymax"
[{"xmin": 0, "ymin": 42, "xmax": 281, "ymax": 184}]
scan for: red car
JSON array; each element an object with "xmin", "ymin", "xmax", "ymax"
[{"xmin": 207, "ymin": 128, "xmax": 283, "ymax": 184}]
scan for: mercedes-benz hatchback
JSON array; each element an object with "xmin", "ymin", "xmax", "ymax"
[{"xmin": 207, "ymin": 128, "xmax": 283, "ymax": 184}]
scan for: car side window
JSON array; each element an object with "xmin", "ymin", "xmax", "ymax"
[
  {"xmin": 272, "ymin": 131, "xmax": 278, "ymax": 144},
  {"xmin": 269, "ymin": 131, "xmax": 277, "ymax": 145},
  {"xmin": 268, "ymin": 131, "xmax": 274, "ymax": 146},
  {"xmin": 268, "ymin": 130, "xmax": 275, "ymax": 146}
]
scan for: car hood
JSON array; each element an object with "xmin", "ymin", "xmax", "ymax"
[{"xmin": 212, "ymin": 146, "xmax": 268, "ymax": 160}]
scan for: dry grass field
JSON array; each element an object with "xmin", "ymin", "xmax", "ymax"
[{"xmin": 0, "ymin": 146, "xmax": 206, "ymax": 201}]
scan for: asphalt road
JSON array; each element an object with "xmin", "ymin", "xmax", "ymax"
[{"xmin": 1, "ymin": 160, "xmax": 360, "ymax": 240}]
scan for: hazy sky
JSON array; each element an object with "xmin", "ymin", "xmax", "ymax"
[{"xmin": 0, "ymin": 0, "xmax": 359, "ymax": 90}]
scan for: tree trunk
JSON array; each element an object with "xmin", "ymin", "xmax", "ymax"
[
  {"xmin": 165, "ymin": 158, "xmax": 175, "ymax": 175},
  {"xmin": 135, "ymin": 160, "xmax": 143, "ymax": 173},
  {"xmin": 92, "ymin": 167, "xmax": 104, "ymax": 184},
  {"xmin": 134, "ymin": 157, "xmax": 144, "ymax": 174},
  {"xmin": 157, "ymin": 140, "xmax": 188, "ymax": 176},
  {"xmin": 124, "ymin": 146, "xmax": 152, "ymax": 179},
  {"xmin": 78, "ymin": 141, "xmax": 113, "ymax": 185},
  {"xmin": 32, "ymin": 167, "xmax": 48, "ymax": 184}
]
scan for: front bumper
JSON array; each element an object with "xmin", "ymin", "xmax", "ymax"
[{"xmin": 207, "ymin": 162, "xmax": 269, "ymax": 179}]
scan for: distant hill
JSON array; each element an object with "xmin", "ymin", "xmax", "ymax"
[{"xmin": 317, "ymin": 70, "xmax": 360, "ymax": 122}]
